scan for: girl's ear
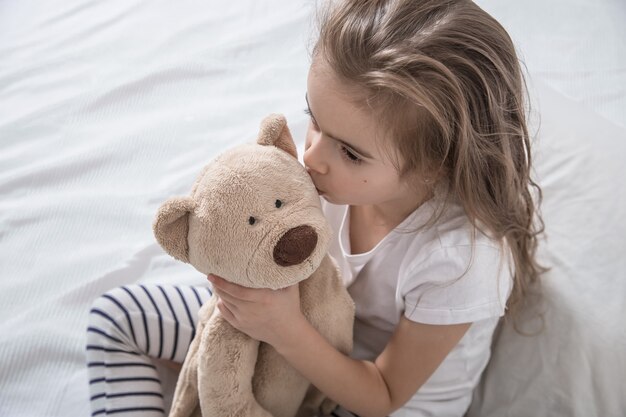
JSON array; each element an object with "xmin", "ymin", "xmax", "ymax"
[
  {"xmin": 153, "ymin": 197, "xmax": 196, "ymax": 263},
  {"xmin": 257, "ymin": 113, "xmax": 298, "ymax": 159}
]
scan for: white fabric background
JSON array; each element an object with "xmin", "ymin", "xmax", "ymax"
[{"xmin": 0, "ymin": 1, "xmax": 624, "ymax": 416}]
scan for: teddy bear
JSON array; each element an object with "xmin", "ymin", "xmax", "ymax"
[{"xmin": 153, "ymin": 114, "xmax": 355, "ymax": 417}]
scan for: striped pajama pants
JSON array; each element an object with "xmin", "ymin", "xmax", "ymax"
[{"xmin": 85, "ymin": 284, "xmax": 358, "ymax": 417}]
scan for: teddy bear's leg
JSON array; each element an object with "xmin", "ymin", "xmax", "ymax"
[
  {"xmin": 168, "ymin": 344, "xmax": 199, "ymax": 416},
  {"xmin": 168, "ymin": 300, "xmax": 216, "ymax": 417},
  {"xmin": 196, "ymin": 316, "xmax": 272, "ymax": 417},
  {"xmin": 167, "ymin": 325, "xmax": 202, "ymax": 417}
]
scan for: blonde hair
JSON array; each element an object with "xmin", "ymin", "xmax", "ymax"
[{"xmin": 315, "ymin": 0, "xmax": 545, "ymax": 318}]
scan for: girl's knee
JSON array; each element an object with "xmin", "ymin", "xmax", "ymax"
[{"xmin": 87, "ymin": 286, "xmax": 142, "ymax": 348}]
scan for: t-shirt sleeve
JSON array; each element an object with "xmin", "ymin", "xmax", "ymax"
[{"xmin": 402, "ymin": 244, "xmax": 513, "ymax": 325}]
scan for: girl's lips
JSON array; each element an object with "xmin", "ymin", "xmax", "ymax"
[{"xmin": 306, "ymin": 169, "xmax": 324, "ymax": 194}]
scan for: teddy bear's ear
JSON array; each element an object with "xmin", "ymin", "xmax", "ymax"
[
  {"xmin": 257, "ymin": 113, "xmax": 298, "ymax": 159},
  {"xmin": 153, "ymin": 197, "xmax": 196, "ymax": 263}
]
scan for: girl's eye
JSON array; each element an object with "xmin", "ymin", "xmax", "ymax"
[
  {"xmin": 303, "ymin": 108, "xmax": 320, "ymax": 131},
  {"xmin": 303, "ymin": 106, "xmax": 362, "ymax": 165},
  {"xmin": 340, "ymin": 145, "xmax": 362, "ymax": 165}
]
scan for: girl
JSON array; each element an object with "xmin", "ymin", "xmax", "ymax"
[{"xmin": 86, "ymin": 0, "xmax": 544, "ymax": 416}]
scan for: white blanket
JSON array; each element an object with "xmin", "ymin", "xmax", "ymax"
[{"xmin": 1, "ymin": 1, "xmax": 624, "ymax": 416}]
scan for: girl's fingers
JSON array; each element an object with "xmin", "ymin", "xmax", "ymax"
[
  {"xmin": 209, "ymin": 274, "xmax": 246, "ymax": 299},
  {"xmin": 217, "ymin": 298, "xmax": 237, "ymax": 323},
  {"xmin": 208, "ymin": 274, "xmax": 267, "ymax": 302},
  {"xmin": 214, "ymin": 288, "xmax": 249, "ymax": 307}
]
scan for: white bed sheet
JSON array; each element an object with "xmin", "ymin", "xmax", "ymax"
[{"xmin": 0, "ymin": 1, "xmax": 624, "ymax": 416}]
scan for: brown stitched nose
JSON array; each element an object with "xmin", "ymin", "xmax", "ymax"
[{"xmin": 273, "ymin": 225, "xmax": 318, "ymax": 267}]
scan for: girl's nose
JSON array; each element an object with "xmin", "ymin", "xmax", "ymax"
[{"xmin": 303, "ymin": 132, "xmax": 328, "ymax": 175}]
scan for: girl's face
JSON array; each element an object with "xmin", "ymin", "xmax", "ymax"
[{"xmin": 303, "ymin": 60, "xmax": 423, "ymax": 212}]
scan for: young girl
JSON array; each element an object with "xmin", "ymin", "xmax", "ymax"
[{"xmin": 86, "ymin": 0, "xmax": 544, "ymax": 416}]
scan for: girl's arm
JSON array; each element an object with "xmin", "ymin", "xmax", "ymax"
[
  {"xmin": 209, "ymin": 274, "xmax": 470, "ymax": 417},
  {"xmin": 277, "ymin": 314, "xmax": 470, "ymax": 417}
]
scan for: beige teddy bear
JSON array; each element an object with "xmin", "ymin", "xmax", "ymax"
[{"xmin": 153, "ymin": 114, "xmax": 355, "ymax": 417}]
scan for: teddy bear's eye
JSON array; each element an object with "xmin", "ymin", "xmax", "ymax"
[
  {"xmin": 275, "ymin": 199, "xmax": 283, "ymax": 208},
  {"xmin": 248, "ymin": 216, "xmax": 256, "ymax": 225}
]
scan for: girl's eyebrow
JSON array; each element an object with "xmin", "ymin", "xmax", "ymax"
[{"xmin": 305, "ymin": 93, "xmax": 374, "ymax": 159}]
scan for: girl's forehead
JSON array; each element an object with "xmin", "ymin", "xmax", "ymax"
[
  {"xmin": 307, "ymin": 60, "xmax": 370, "ymax": 113},
  {"xmin": 307, "ymin": 69, "xmax": 403, "ymax": 169},
  {"xmin": 308, "ymin": 68, "xmax": 370, "ymax": 130}
]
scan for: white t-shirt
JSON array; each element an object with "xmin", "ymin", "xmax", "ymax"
[{"xmin": 322, "ymin": 198, "xmax": 513, "ymax": 417}]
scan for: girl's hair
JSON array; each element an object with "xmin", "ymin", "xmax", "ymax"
[{"xmin": 315, "ymin": 0, "xmax": 546, "ymax": 318}]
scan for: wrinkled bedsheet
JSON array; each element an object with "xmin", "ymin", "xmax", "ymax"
[{"xmin": 1, "ymin": 0, "xmax": 624, "ymax": 416}]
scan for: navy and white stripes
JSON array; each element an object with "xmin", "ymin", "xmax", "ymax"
[{"xmin": 86, "ymin": 284, "xmax": 211, "ymax": 416}]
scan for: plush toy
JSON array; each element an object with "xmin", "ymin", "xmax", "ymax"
[{"xmin": 153, "ymin": 114, "xmax": 355, "ymax": 417}]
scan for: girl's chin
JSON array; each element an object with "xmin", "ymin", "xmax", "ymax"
[
  {"xmin": 315, "ymin": 188, "xmax": 350, "ymax": 205},
  {"xmin": 319, "ymin": 194, "xmax": 343, "ymax": 205}
]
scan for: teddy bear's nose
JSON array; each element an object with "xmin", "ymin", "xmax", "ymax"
[{"xmin": 273, "ymin": 225, "xmax": 318, "ymax": 267}]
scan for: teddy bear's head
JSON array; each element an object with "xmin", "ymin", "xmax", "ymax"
[{"xmin": 153, "ymin": 114, "xmax": 330, "ymax": 290}]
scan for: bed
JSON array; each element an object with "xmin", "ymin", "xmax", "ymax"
[{"xmin": 1, "ymin": 0, "xmax": 624, "ymax": 416}]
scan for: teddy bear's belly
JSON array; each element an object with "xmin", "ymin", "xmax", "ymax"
[{"xmin": 252, "ymin": 342, "xmax": 310, "ymax": 417}]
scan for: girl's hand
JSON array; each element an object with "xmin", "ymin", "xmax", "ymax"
[{"xmin": 208, "ymin": 274, "xmax": 304, "ymax": 348}]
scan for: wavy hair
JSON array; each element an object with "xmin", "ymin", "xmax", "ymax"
[{"xmin": 314, "ymin": 0, "xmax": 546, "ymax": 319}]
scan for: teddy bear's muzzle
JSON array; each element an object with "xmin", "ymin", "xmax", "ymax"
[{"xmin": 273, "ymin": 225, "xmax": 318, "ymax": 267}]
